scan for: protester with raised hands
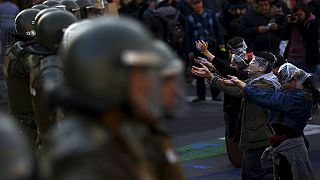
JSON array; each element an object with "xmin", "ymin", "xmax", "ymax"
[
  {"xmin": 222, "ymin": 63, "xmax": 318, "ymax": 179},
  {"xmin": 192, "ymin": 37, "xmax": 252, "ymax": 167},
  {"xmin": 195, "ymin": 37, "xmax": 251, "ymax": 80},
  {"xmin": 194, "ymin": 51, "xmax": 280, "ymax": 178}
]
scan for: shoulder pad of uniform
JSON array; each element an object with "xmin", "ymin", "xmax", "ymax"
[
  {"xmin": 9, "ymin": 41, "xmax": 27, "ymax": 56},
  {"xmin": 49, "ymin": 117, "xmax": 110, "ymax": 159},
  {"xmin": 24, "ymin": 42, "xmax": 55, "ymax": 55}
]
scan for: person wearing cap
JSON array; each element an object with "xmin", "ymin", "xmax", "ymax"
[
  {"xmin": 185, "ymin": 0, "xmax": 225, "ymax": 102},
  {"xmin": 226, "ymin": 63, "xmax": 318, "ymax": 179},
  {"xmin": 193, "ymin": 51, "xmax": 280, "ymax": 179}
]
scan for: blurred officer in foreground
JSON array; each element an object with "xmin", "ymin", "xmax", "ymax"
[
  {"xmin": 48, "ymin": 16, "xmax": 185, "ymax": 180},
  {"xmin": 3, "ymin": 8, "xmax": 40, "ymax": 147},
  {"xmin": 0, "ymin": 113, "xmax": 36, "ymax": 180},
  {"xmin": 25, "ymin": 9, "xmax": 77, "ymax": 151}
]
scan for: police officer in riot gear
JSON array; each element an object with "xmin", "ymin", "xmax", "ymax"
[
  {"xmin": 48, "ymin": 16, "xmax": 185, "ymax": 180},
  {"xmin": 25, "ymin": 9, "xmax": 77, "ymax": 151},
  {"xmin": 3, "ymin": 8, "xmax": 40, "ymax": 147}
]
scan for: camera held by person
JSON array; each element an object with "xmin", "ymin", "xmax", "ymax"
[{"xmin": 287, "ymin": 13, "xmax": 298, "ymax": 23}]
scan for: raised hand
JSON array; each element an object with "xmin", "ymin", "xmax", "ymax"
[
  {"xmin": 191, "ymin": 63, "xmax": 213, "ymax": 79},
  {"xmin": 227, "ymin": 75, "xmax": 246, "ymax": 89},
  {"xmin": 195, "ymin": 40, "xmax": 209, "ymax": 53}
]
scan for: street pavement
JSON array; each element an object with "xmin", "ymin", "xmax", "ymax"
[{"xmin": 164, "ymin": 81, "xmax": 320, "ymax": 180}]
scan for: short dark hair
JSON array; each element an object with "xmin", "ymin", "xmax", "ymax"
[
  {"xmin": 227, "ymin": 36, "xmax": 244, "ymax": 49},
  {"xmin": 273, "ymin": 55, "xmax": 286, "ymax": 68},
  {"xmin": 253, "ymin": 51, "xmax": 277, "ymax": 73},
  {"xmin": 293, "ymin": 2, "xmax": 311, "ymax": 19}
]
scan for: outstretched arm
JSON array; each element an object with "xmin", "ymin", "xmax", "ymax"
[{"xmin": 195, "ymin": 40, "xmax": 249, "ymax": 79}]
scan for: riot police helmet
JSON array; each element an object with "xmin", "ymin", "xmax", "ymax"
[
  {"xmin": 31, "ymin": 4, "xmax": 50, "ymax": 10},
  {"xmin": 14, "ymin": 8, "xmax": 41, "ymax": 40},
  {"xmin": 36, "ymin": 10, "xmax": 77, "ymax": 51},
  {"xmin": 34, "ymin": 7, "xmax": 61, "ymax": 29},
  {"xmin": 43, "ymin": 0, "xmax": 61, "ymax": 7},
  {"xmin": 62, "ymin": 17, "xmax": 165, "ymax": 114}
]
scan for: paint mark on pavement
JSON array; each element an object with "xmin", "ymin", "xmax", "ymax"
[{"xmin": 176, "ymin": 139, "xmax": 226, "ymax": 162}]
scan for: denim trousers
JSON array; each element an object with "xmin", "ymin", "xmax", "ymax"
[{"xmin": 242, "ymin": 147, "xmax": 272, "ymax": 180}]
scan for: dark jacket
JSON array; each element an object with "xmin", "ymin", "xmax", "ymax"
[
  {"xmin": 239, "ymin": 6, "xmax": 285, "ymax": 54},
  {"xmin": 219, "ymin": 0, "xmax": 249, "ymax": 39},
  {"xmin": 283, "ymin": 15, "xmax": 319, "ymax": 67},
  {"xmin": 209, "ymin": 56, "xmax": 249, "ymax": 115},
  {"xmin": 3, "ymin": 41, "xmax": 34, "ymax": 114},
  {"xmin": 185, "ymin": 9, "xmax": 224, "ymax": 53},
  {"xmin": 212, "ymin": 75, "xmax": 279, "ymax": 150}
]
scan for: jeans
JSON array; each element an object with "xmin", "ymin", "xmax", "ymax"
[{"xmin": 242, "ymin": 147, "xmax": 272, "ymax": 180}]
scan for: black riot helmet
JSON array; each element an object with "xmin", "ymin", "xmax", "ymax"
[
  {"xmin": 61, "ymin": 0, "xmax": 81, "ymax": 19},
  {"xmin": 36, "ymin": 10, "xmax": 77, "ymax": 52},
  {"xmin": 43, "ymin": 0, "xmax": 61, "ymax": 7},
  {"xmin": 75, "ymin": 0, "xmax": 95, "ymax": 19},
  {"xmin": 14, "ymin": 8, "xmax": 41, "ymax": 40},
  {"xmin": 34, "ymin": 7, "xmax": 61, "ymax": 28},
  {"xmin": 31, "ymin": 4, "xmax": 49, "ymax": 10},
  {"xmin": 60, "ymin": 19, "xmax": 92, "ymax": 57},
  {"xmin": 62, "ymin": 17, "xmax": 167, "ymax": 114}
]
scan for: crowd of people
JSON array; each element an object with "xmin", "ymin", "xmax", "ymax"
[{"xmin": 1, "ymin": 0, "xmax": 320, "ymax": 179}]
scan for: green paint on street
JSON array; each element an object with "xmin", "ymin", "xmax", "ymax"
[{"xmin": 176, "ymin": 139, "xmax": 226, "ymax": 162}]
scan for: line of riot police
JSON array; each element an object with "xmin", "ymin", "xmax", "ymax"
[{"xmin": 2, "ymin": 1, "xmax": 186, "ymax": 179}]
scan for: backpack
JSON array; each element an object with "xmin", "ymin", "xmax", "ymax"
[{"xmin": 155, "ymin": 7, "xmax": 184, "ymax": 49}]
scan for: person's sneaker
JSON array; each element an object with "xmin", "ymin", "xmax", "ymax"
[{"xmin": 192, "ymin": 98, "xmax": 205, "ymax": 103}]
